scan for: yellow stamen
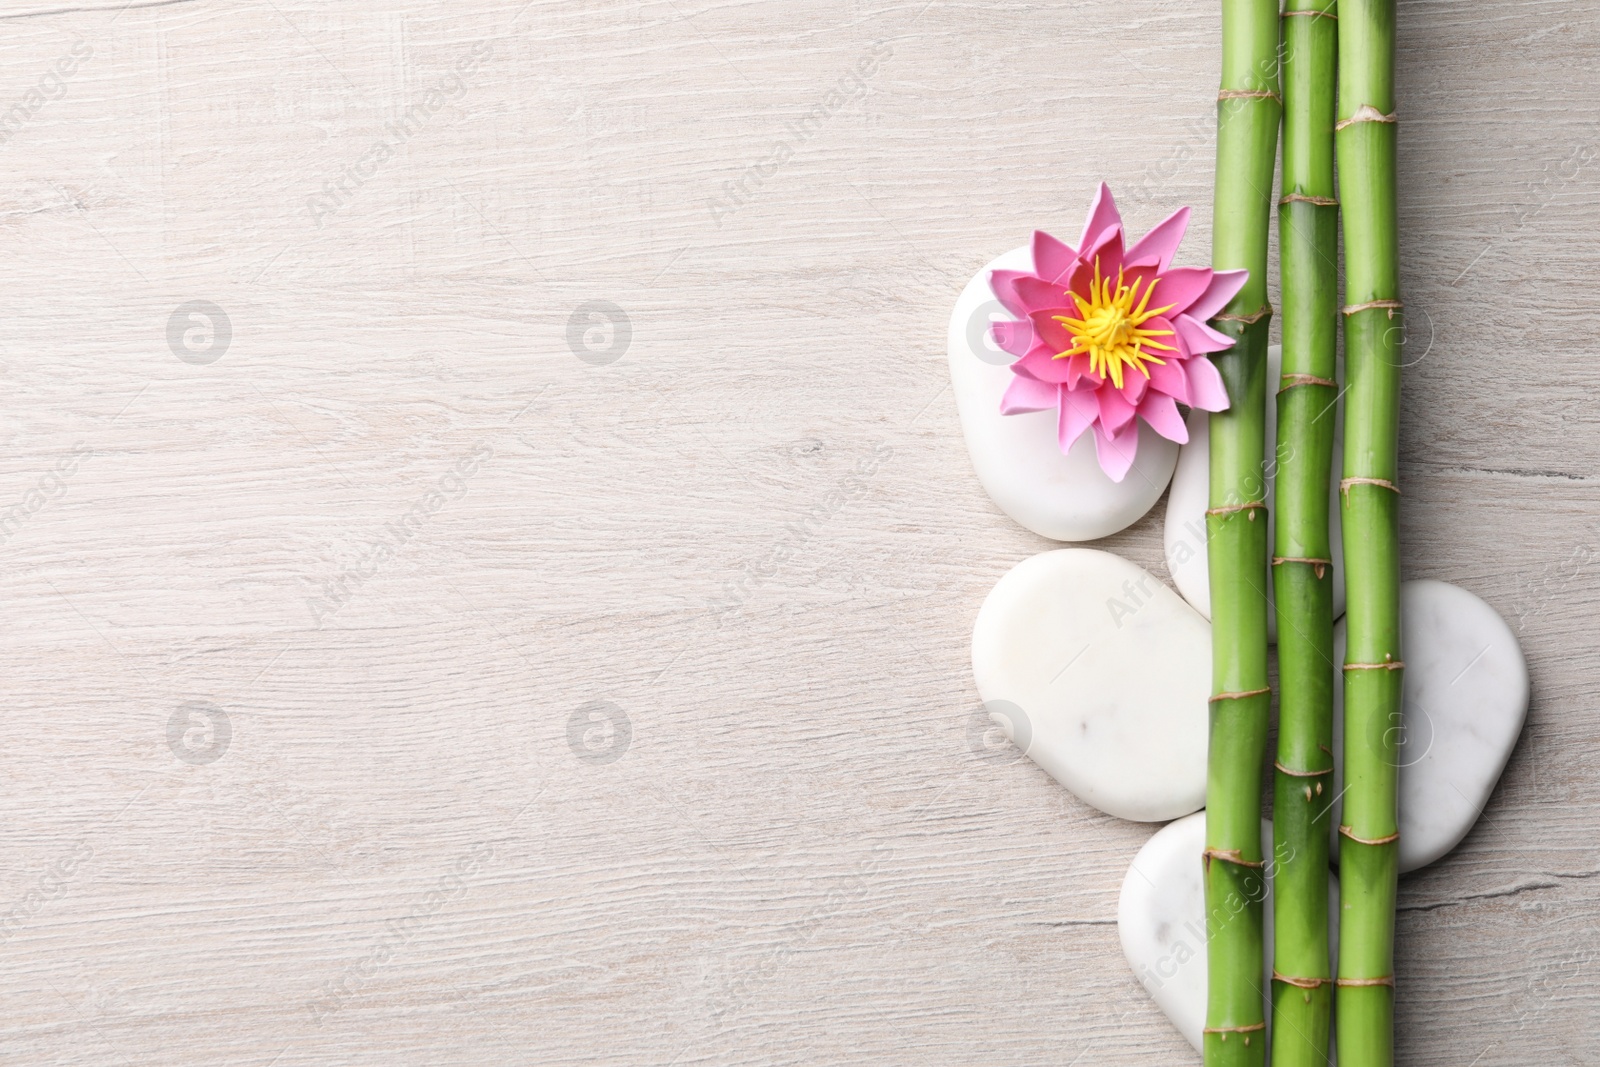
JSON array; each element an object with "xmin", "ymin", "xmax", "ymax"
[{"xmin": 1050, "ymin": 257, "xmax": 1177, "ymax": 389}]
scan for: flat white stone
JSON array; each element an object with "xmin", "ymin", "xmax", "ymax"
[
  {"xmin": 949, "ymin": 247, "xmax": 1178, "ymax": 542},
  {"xmin": 1162, "ymin": 344, "xmax": 1346, "ymax": 639},
  {"xmin": 972, "ymin": 549, "xmax": 1209, "ymax": 822},
  {"xmin": 1118, "ymin": 811, "xmax": 1339, "ymax": 1055},
  {"xmin": 1331, "ymin": 579, "xmax": 1529, "ymax": 873}
]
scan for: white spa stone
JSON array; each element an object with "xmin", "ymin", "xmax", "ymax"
[
  {"xmin": 949, "ymin": 247, "xmax": 1179, "ymax": 542},
  {"xmin": 972, "ymin": 549, "xmax": 1209, "ymax": 822},
  {"xmin": 1330, "ymin": 579, "xmax": 1529, "ymax": 873},
  {"xmin": 1162, "ymin": 344, "xmax": 1346, "ymax": 639},
  {"xmin": 1118, "ymin": 811, "xmax": 1339, "ymax": 1055}
]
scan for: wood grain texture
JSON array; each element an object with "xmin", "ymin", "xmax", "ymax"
[{"xmin": 0, "ymin": 0, "xmax": 1594, "ymax": 1063}]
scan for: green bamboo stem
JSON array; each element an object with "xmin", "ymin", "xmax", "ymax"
[
  {"xmin": 1270, "ymin": 2, "xmax": 1339, "ymax": 1065},
  {"xmin": 1203, "ymin": 0, "xmax": 1280, "ymax": 1062},
  {"xmin": 1335, "ymin": 0, "xmax": 1403, "ymax": 1064}
]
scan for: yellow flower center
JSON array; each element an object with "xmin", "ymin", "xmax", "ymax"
[{"xmin": 1053, "ymin": 259, "xmax": 1177, "ymax": 389}]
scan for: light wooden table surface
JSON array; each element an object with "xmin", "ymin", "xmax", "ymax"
[{"xmin": 1, "ymin": 1, "xmax": 1595, "ymax": 1064}]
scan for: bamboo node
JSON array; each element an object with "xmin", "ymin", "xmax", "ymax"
[
  {"xmin": 1342, "ymin": 298, "xmax": 1403, "ymax": 318},
  {"xmin": 1210, "ymin": 687, "xmax": 1271, "ymax": 703},
  {"xmin": 1281, "ymin": 5, "xmax": 1337, "ymax": 17},
  {"xmin": 1205, "ymin": 501, "xmax": 1267, "ymax": 517},
  {"xmin": 1335, "ymin": 104, "xmax": 1399, "ymax": 131},
  {"xmin": 1280, "ymin": 193, "xmax": 1339, "ymax": 206},
  {"xmin": 1217, "ymin": 89, "xmax": 1282, "ymax": 102},
  {"xmin": 1337, "ymin": 975, "xmax": 1396, "ymax": 987},
  {"xmin": 1278, "ymin": 373, "xmax": 1338, "ymax": 391},
  {"xmin": 1340, "ymin": 476, "xmax": 1401, "ymax": 499},
  {"xmin": 1273, "ymin": 972, "xmax": 1332, "ymax": 989},
  {"xmin": 1344, "ymin": 659, "xmax": 1405, "ymax": 672},
  {"xmin": 1203, "ymin": 1023, "xmax": 1268, "ymax": 1033},
  {"xmin": 1212, "ymin": 304, "xmax": 1273, "ymax": 325},
  {"xmin": 1271, "ymin": 555, "xmax": 1333, "ymax": 579},
  {"xmin": 1339, "ymin": 825, "xmax": 1401, "ymax": 846},
  {"xmin": 1202, "ymin": 847, "xmax": 1266, "ymax": 869},
  {"xmin": 1274, "ymin": 761, "xmax": 1332, "ymax": 777}
]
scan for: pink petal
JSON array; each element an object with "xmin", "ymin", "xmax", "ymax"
[
  {"xmin": 1064, "ymin": 353, "xmax": 1096, "ymax": 390},
  {"xmin": 1120, "ymin": 367, "xmax": 1149, "ymax": 405},
  {"xmin": 1000, "ymin": 374, "xmax": 1059, "ymax": 414},
  {"xmin": 990, "ymin": 318, "xmax": 1035, "ymax": 358},
  {"xmin": 1138, "ymin": 313, "xmax": 1180, "ymax": 359},
  {"xmin": 1064, "ymin": 257, "xmax": 1098, "ymax": 305},
  {"xmin": 1027, "ymin": 309, "xmax": 1074, "ymax": 355},
  {"xmin": 1149, "ymin": 358, "xmax": 1190, "ymax": 405},
  {"xmin": 1093, "ymin": 420, "xmax": 1140, "ymax": 483},
  {"xmin": 1185, "ymin": 356, "xmax": 1231, "ymax": 412},
  {"xmin": 1185, "ymin": 269, "xmax": 1250, "ymax": 322},
  {"xmin": 1096, "ymin": 385, "xmax": 1136, "ymax": 435},
  {"xmin": 1138, "ymin": 391, "xmax": 1188, "ymax": 443},
  {"xmin": 1031, "ymin": 231, "xmax": 1078, "ymax": 285},
  {"xmin": 1058, "ymin": 389, "xmax": 1098, "ymax": 452},
  {"xmin": 1080, "ymin": 223, "xmax": 1125, "ymax": 280},
  {"xmin": 989, "ymin": 270, "xmax": 1031, "ymax": 318},
  {"xmin": 1008, "ymin": 359, "xmax": 1048, "ymax": 383},
  {"xmin": 1015, "ymin": 346, "xmax": 1074, "ymax": 384},
  {"xmin": 1125, "ymin": 206, "xmax": 1190, "ymax": 271},
  {"xmin": 1076, "ymin": 183, "xmax": 1122, "ymax": 255},
  {"xmin": 1174, "ymin": 313, "xmax": 1237, "ymax": 355},
  {"xmin": 1147, "ymin": 267, "xmax": 1213, "ymax": 318},
  {"xmin": 1013, "ymin": 276, "xmax": 1072, "ymax": 313},
  {"xmin": 1116, "ymin": 265, "xmax": 1162, "ymax": 325}
]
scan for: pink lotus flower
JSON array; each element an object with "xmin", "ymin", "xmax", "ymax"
[{"xmin": 990, "ymin": 183, "xmax": 1246, "ymax": 482}]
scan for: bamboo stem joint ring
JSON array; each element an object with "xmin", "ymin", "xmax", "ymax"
[
  {"xmin": 1206, "ymin": 502, "xmax": 1268, "ymax": 521},
  {"xmin": 1213, "ymin": 304, "xmax": 1273, "ymax": 324},
  {"xmin": 1202, "ymin": 847, "xmax": 1267, "ymax": 870},
  {"xmin": 1340, "ymin": 476, "xmax": 1400, "ymax": 498},
  {"xmin": 1210, "ymin": 687, "xmax": 1272, "ymax": 703},
  {"xmin": 1335, "ymin": 104, "xmax": 1398, "ymax": 131},
  {"xmin": 1275, "ymin": 761, "xmax": 1333, "ymax": 777},
  {"xmin": 1342, "ymin": 298, "xmax": 1403, "ymax": 318},
  {"xmin": 1279, "ymin": 373, "xmax": 1339, "ymax": 390},
  {"xmin": 1273, "ymin": 972, "xmax": 1332, "ymax": 988},
  {"xmin": 1344, "ymin": 659, "xmax": 1405, "ymax": 671},
  {"xmin": 1272, "ymin": 555, "xmax": 1333, "ymax": 579}
]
